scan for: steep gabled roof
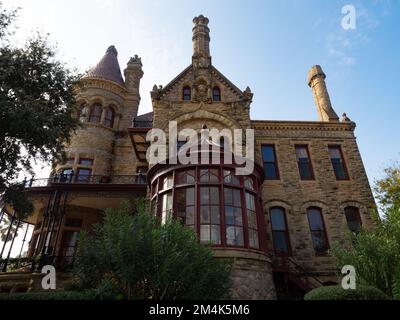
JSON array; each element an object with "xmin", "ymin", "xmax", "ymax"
[{"xmin": 84, "ymin": 46, "xmax": 125, "ymax": 87}]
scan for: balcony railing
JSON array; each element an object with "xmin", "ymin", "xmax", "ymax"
[{"xmin": 24, "ymin": 174, "xmax": 147, "ymax": 188}]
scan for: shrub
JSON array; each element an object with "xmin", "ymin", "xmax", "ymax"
[
  {"xmin": 73, "ymin": 201, "xmax": 232, "ymax": 300},
  {"xmin": 304, "ymin": 285, "xmax": 390, "ymax": 300}
]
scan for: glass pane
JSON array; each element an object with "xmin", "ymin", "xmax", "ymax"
[
  {"xmin": 247, "ymin": 211, "xmax": 257, "ymax": 229},
  {"xmin": 299, "ymin": 162, "xmax": 313, "ymax": 179},
  {"xmin": 246, "ymin": 193, "xmax": 255, "ymax": 211},
  {"xmin": 225, "ymin": 206, "xmax": 234, "ymax": 225},
  {"xmin": 332, "ymin": 161, "xmax": 347, "ymax": 179},
  {"xmin": 210, "ymin": 206, "xmax": 220, "ymax": 224},
  {"xmin": 224, "ymin": 170, "xmax": 240, "ymax": 185},
  {"xmin": 307, "ymin": 208, "xmax": 324, "ymax": 230},
  {"xmin": 200, "ymin": 187, "xmax": 210, "ymax": 204},
  {"xmin": 177, "ymin": 170, "xmax": 195, "ymax": 184},
  {"xmin": 210, "ymin": 225, "xmax": 221, "ymax": 244},
  {"xmin": 329, "ymin": 147, "xmax": 341, "ymax": 159},
  {"xmin": 345, "ymin": 207, "xmax": 361, "ymax": 232},
  {"xmin": 186, "ymin": 207, "xmax": 195, "ymax": 225},
  {"xmin": 200, "ymin": 225, "xmax": 210, "ymax": 243},
  {"xmin": 234, "ymin": 207, "xmax": 243, "ymax": 225},
  {"xmin": 311, "ymin": 230, "xmax": 328, "ymax": 253},
  {"xmin": 244, "ymin": 177, "xmax": 254, "ymax": 190},
  {"xmin": 249, "ymin": 229, "xmax": 259, "ymax": 248},
  {"xmin": 186, "ymin": 188, "xmax": 195, "ymax": 205},
  {"xmin": 264, "ymin": 163, "xmax": 277, "ymax": 179},
  {"xmin": 262, "ymin": 146, "xmax": 275, "ymax": 162},
  {"xmin": 295, "ymin": 146, "xmax": 309, "ymax": 160},
  {"xmin": 210, "ymin": 187, "xmax": 219, "ymax": 205},
  {"xmin": 233, "ymin": 189, "xmax": 241, "ymax": 207},
  {"xmin": 224, "ymin": 188, "xmax": 233, "ymax": 206},
  {"xmin": 200, "ymin": 169, "xmax": 209, "ymax": 182},
  {"xmin": 270, "ymin": 208, "xmax": 286, "ymax": 231},
  {"xmin": 162, "ymin": 175, "xmax": 173, "ymax": 190},
  {"xmin": 272, "ymin": 231, "xmax": 289, "ymax": 254},
  {"xmin": 226, "ymin": 226, "xmax": 244, "ymax": 246},
  {"xmin": 200, "ymin": 206, "xmax": 210, "ymax": 223}
]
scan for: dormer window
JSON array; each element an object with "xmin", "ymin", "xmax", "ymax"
[
  {"xmin": 212, "ymin": 87, "xmax": 221, "ymax": 101},
  {"xmin": 183, "ymin": 86, "xmax": 191, "ymax": 101}
]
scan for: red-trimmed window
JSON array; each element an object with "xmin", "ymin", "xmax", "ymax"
[
  {"xmin": 307, "ymin": 207, "xmax": 329, "ymax": 255},
  {"xmin": 176, "ymin": 187, "xmax": 195, "ymax": 229},
  {"xmin": 104, "ymin": 107, "xmax": 115, "ymax": 128},
  {"xmin": 344, "ymin": 206, "xmax": 362, "ymax": 233},
  {"xmin": 245, "ymin": 192, "xmax": 259, "ymax": 248},
  {"xmin": 200, "ymin": 186, "xmax": 221, "ymax": 245},
  {"xmin": 270, "ymin": 207, "xmax": 291, "ymax": 255},
  {"xmin": 262, "ymin": 145, "xmax": 279, "ymax": 180},
  {"xmin": 224, "ymin": 187, "xmax": 243, "ymax": 246},
  {"xmin": 176, "ymin": 170, "xmax": 195, "ymax": 185},
  {"xmin": 89, "ymin": 104, "xmax": 102, "ymax": 123},
  {"xmin": 329, "ymin": 146, "xmax": 349, "ymax": 180},
  {"xmin": 183, "ymin": 86, "xmax": 191, "ymax": 101},
  {"xmin": 199, "ymin": 168, "xmax": 219, "ymax": 183},
  {"xmin": 212, "ymin": 87, "xmax": 221, "ymax": 101},
  {"xmin": 295, "ymin": 145, "xmax": 314, "ymax": 180}
]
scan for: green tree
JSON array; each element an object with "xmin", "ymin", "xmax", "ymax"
[
  {"xmin": 73, "ymin": 201, "xmax": 232, "ymax": 300},
  {"xmin": 331, "ymin": 162, "xmax": 400, "ymax": 299},
  {"xmin": 0, "ymin": 2, "xmax": 80, "ymax": 219}
]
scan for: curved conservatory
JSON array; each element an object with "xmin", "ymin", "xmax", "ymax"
[{"xmin": 149, "ymin": 156, "xmax": 266, "ymax": 252}]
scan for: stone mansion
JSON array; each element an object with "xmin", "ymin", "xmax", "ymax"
[{"xmin": 0, "ymin": 15, "xmax": 375, "ymax": 299}]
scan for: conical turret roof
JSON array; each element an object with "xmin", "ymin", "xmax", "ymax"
[{"xmin": 84, "ymin": 45, "xmax": 125, "ymax": 86}]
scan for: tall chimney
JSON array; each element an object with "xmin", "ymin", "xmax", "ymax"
[
  {"xmin": 307, "ymin": 65, "xmax": 339, "ymax": 122},
  {"xmin": 192, "ymin": 15, "xmax": 210, "ymax": 58}
]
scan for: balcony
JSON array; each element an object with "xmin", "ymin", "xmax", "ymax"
[{"xmin": 23, "ymin": 174, "xmax": 147, "ymax": 193}]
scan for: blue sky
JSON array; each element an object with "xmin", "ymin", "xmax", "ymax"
[{"xmin": 3, "ymin": 0, "xmax": 400, "ymax": 185}]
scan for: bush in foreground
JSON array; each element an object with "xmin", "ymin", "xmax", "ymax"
[
  {"xmin": 304, "ymin": 285, "xmax": 390, "ymax": 300},
  {"xmin": 73, "ymin": 201, "xmax": 232, "ymax": 300}
]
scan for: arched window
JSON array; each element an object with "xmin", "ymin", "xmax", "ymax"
[
  {"xmin": 212, "ymin": 86, "xmax": 221, "ymax": 101},
  {"xmin": 344, "ymin": 206, "xmax": 362, "ymax": 233},
  {"xmin": 104, "ymin": 107, "xmax": 115, "ymax": 128},
  {"xmin": 307, "ymin": 207, "xmax": 329, "ymax": 255},
  {"xmin": 183, "ymin": 86, "xmax": 191, "ymax": 101},
  {"xmin": 270, "ymin": 207, "xmax": 291, "ymax": 255},
  {"xmin": 89, "ymin": 104, "xmax": 102, "ymax": 123}
]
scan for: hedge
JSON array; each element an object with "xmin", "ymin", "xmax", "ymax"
[
  {"xmin": 304, "ymin": 285, "xmax": 390, "ymax": 300},
  {"xmin": 0, "ymin": 290, "xmax": 98, "ymax": 300}
]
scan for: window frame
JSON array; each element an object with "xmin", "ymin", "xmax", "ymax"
[
  {"xmin": 269, "ymin": 207, "xmax": 292, "ymax": 256},
  {"xmin": 328, "ymin": 145, "xmax": 349, "ymax": 180},
  {"xmin": 261, "ymin": 144, "xmax": 280, "ymax": 180},
  {"xmin": 182, "ymin": 86, "xmax": 191, "ymax": 101},
  {"xmin": 104, "ymin": 107, "xmax": 115, "ymax": 128},
  {"xmin": 306, "ymin": 207, "xmax": 330, "ymax": 256},
  {"xmin": 88, "ymin": 104, "xmax": 102, "ymax": 123},
  {"xmin": 295, "ymin": 144, "xmax": 315, "ymax": 180},
  {"xmin": 76, "ymin": 168, "xmax": 92, "ymax": 183},
  {"xmin": 344, "ymin": 206, "xmax": 362, "ymax": 233},
  {"xmin": 78, "ymin": 158, "xmax": 93, "ymax": 167},
  {"xmin": 212, "ymin": 86, "xmax": 221, "ymax": 101}
]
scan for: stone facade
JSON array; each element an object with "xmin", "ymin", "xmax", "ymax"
[{"xmin": 1, "ymin": 15, "xmax": 376, "ymax": 300}]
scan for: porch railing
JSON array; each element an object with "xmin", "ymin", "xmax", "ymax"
[{"xmin": 24, "ymin": 174, "xmax": 147, "ymax": 188}]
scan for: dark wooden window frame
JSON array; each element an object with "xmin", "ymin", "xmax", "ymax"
[
  {"xmin": 104, "ymin": 107, "xmax": 115, "ymax": 128},
  {"xmin": 307, "ymin": 207, "xmax": 330, "ymax": 256},
  {"xmin": 261, "ymin": 144, "xmax": 280, "ymax": 180},
  {"xmin": 151, "ymin": 165, "xmax": 266, "ymax": 251},
  {"xmin": 328, "ymin": 145, "xmax": 350, "ymax": 180},
  {"xmin": 212, "ymin": 86, "xmax": 221, "ymax": 101},
  {"xmin": 182, "ymin": 86, "xmax": 191, "ymax": 101},
  {"xmin": 269, "ymin": 206, "xmax": 292, "ymax": 256},
  {"xmin": 89, "ymin": 104, "xmax": 102, "ymax": 123},
  {"xmin": 295, "ymin": 144, "xmax": 315, "ymax": 180}
]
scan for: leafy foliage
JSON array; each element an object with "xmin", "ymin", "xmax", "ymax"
[
  {"xmin": 0, "ymin": 290, "xmax": 98, "ymax": 300},
  {"xmin": 331, "ymin": 162, "xmax": 400, "ymax": 299},
  {"xmin": 0, "ymin": 2, "xmax": 80, "ymax": 218},
  {"xmin": 73, "ymin": 201, "xmax": 232, "ymax": 300},
  {"xmin": 304, "ymin": 285, "xmax": 389, "ymax": 300}
]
